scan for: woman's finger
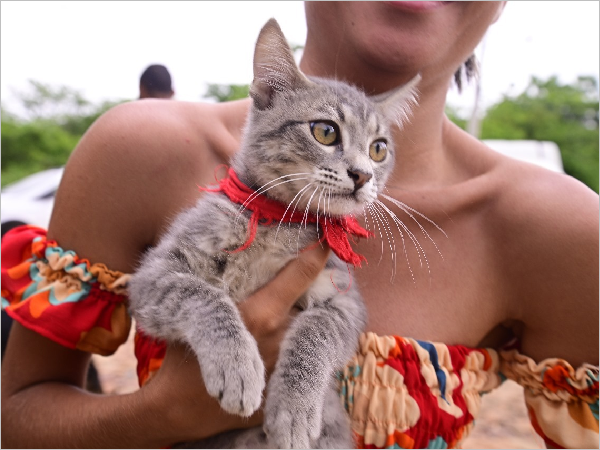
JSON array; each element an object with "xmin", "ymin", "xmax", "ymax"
[{"xmin": 241, "ymin": 243, "xmax": 330, "ymax": 331}]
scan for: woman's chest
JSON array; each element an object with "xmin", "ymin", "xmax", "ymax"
[{"xmin": 353, "ymin": 210, "xmax": 508, "ymax": 347}]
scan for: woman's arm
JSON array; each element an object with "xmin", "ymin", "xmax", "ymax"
[
  {"xmin": 1, "ymin": 323, "xmax": 177, "ymax": 448},
  {"xmin": 489, "ymin": 162, "xmax": 598, "ymax": 449},
  {"xmin": 497, "ymin": 163, "xmax": 599, "ymax": 365}
]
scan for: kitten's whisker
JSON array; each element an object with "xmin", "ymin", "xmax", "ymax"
[
  {"xmin": 373, "ymin": 202, "xmax": 417, "ymax": 284},
  {"xmin": 295, "ymin": 186, "xmax": 320, "ymax": 254},
  {"xmin": 238, "ymin": 172, "xmax": 311, "ymax": 211},
  {"xmin": 362, "ymin": 206, "xmax": 371, "ymax": 233},
  {"xmin": 371, "ymin": 202, "xmax": 399, "ymax": 282},
  {"xmin": 380, "ymin": 193, "xmax": 446, "ymax": 261},
  {"xmin": 287, "ymin": 183, "xmax": 314, "ymax": 227},
  {"xmin": 236, "ymin": 174, "xmax": 310, "ymax": 218},
  {"xmin": 381, "ymin": 193, "xmax": 448, "ymax": 238},
  {"xmin": 274, "ymin": 182, "xmax": 315, "ymax": 242},
  {"xmin": 303, "ymin": 186, "xmax": 320, "ymax": 229},
  {"xmin": 374, "ymin": 200, "xmax": 426, "ymax": 284},
  {"xmin": 376, "ymin": 197, "xmax": 434, "ymax": 275},
  {"xmin": 295, "ymin": 185, "xmax": 319, "ymax": 254},
  {"xmin": 366, "ymin": 205, "xmax": 385, "ymax": 267},
  {"xmin": 324, "ymin": 188, "xmax": 332, "ymax": 237},
  {"xmin": 235, "ymin": 176, "xmax": 310, "ymax": 227},
  {"xmin": 315, "ymin": 187, "xmax": 326, "ymax": 239},
  {"xmin": 376, "ymin": 199, "xmax": 430, "ymax": 269},
  {"xmin": 381, "ymin": 187, "xmax": 446, "ymax": 238},
  {"xmin": 370, "ymin": 203, "xmax": 397, "ymax": 282}
]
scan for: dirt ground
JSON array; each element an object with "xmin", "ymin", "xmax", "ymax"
[{"xmin": 92, "ymin": 328, "xmax": 544, "ymax": 449}]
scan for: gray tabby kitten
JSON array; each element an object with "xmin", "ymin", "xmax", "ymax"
[{"xmin": 128, "ymin": 19, "xmax": 419, "ymax": 449}]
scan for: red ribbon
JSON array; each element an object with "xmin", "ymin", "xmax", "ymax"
[{"xmin": 201, "ymin": 168, "xmax": 372, "ymax": 267}]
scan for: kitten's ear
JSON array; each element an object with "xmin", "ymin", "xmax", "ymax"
[
  {"xmin": 372, "ymin": 74, "xmax": 421, "ymax": 128},
  {"xmin": 250, "ymin": 18, "xmax": 310, "ymax": 110}
]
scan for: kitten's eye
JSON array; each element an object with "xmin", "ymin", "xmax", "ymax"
[
  {"xmin": 310, "ymin": 121, "xmax": 339, "ymax": 146},
  {"xmin": 369, "ymin": 140, "xmax": 387, "ymax": 162}
]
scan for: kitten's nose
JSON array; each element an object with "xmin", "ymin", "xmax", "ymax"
[{"xmin": 347, "ymin": 169, "xmax": 372, "ymax": 190}]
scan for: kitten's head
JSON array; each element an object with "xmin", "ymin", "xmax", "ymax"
[{"xmin": 232, "ymin": 18, "xmax": 420, "ymax": 217}]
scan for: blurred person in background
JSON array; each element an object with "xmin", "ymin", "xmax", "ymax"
[{"xmin": 139, "ymin": 64, "xmax": 174, "ymax": 99}]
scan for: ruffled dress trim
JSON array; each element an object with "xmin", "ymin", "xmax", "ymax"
[
  {"xmin": 134, "ymin": 329, "xmax": 167, "ymax": 387},
  {"xmin": 1, "ymin": 225, "xmax": 131, "ymax": 355},
  {"xmin": 339, "ymin": 332, "xmax": 503, "ymax": 449},
  {"xmin": 340, "ymin": 332, "xmax": 599, "ymax": 449},
  {"xmin": 500, "ymin": 349, "xmax": 599, "ymax": 449}
]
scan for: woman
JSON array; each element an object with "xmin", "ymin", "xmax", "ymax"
[{"xmin": 2, "ymin": 2, "xmax": 598, "ymax": 448}]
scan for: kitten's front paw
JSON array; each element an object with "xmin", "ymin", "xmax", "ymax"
[
  {"xmin": 264, "ymin": 397, "xmax": 321, "ymax": 449},
  {"xmin": 200, "ymin": 336, "xmax": 265, "ymax": 417}
]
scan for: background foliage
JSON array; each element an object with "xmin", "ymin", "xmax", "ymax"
[
  {"xmin": 1, "ymin": 81, "xmax": 124, "ymax": 186},
  {"xmin": 2, "ymin": 76, "xmax": 598, "ymax": 192},
  {"xmin": 479, "ymin": 76, "xmax": 599, "ymax": 192},
  {"xmin": 204, "ymin": 83, "xmax": 250, "ymax": 103}
]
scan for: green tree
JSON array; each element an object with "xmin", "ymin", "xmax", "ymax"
[
  {"xmin": 17, "ymin": 80, "xmax": 93, "ymax": 121},
  {"xmin": 480, "ymin": 76, "xmax": 599, "ymax": 192},
  {"xmin": 203, "ymin": 83, "xmax": 250, "ymax": 103},
  {"xmin": 1, "ymin": 119, "xmax": 80, "ymax": 186},
  {"xmin": 1, "ymin": 80, "xmax": 126, "ymax": 187},
  {"xmin": 445, "ymin": 105, "xmax": 468, "ymax": 130}
]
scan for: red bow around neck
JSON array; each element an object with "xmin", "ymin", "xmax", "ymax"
[{"xmin": 201, "ymin": 168, "xmax": 372, "ymax": 267}]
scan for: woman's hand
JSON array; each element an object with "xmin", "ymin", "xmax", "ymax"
[
  {"xmin": 240, "ymin": 243, "xmax": 331, "ymax": 372},
  {"xmin": 140, "ymin": 244, "xmax": 331, "ymax": 443}
]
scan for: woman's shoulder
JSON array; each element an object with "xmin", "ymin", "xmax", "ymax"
[
  {"xmin": 85, "ymin": 98, "xmax": 250, "ymax": 164},
  {"xmin": 481, "ymin": 145, "xmax": 598, "ymax": 365},
  {"xmin": 48, "ymin": 99, "xmax": 251, "ymax": 270},
  {"xmin": 463, "ymin": 131, "xmax": 598, "ymax": 275},
  {"xmin": 446, "ymin": 125, "xmax": 597, "ymax": 363},
  {"xmin": 447, "ymin": 123, "xmax": 598, "ymax": 236},
  {"xmin": 486, "ymin": 149, "xmax": 598, "ymax": 243}
]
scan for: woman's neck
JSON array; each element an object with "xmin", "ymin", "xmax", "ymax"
[{"xmin": 386, "ymin": 80, "xmax": 455, "ymax": 190}]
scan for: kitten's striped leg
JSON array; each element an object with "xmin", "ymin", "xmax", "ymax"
[
  {"xmin": 183, "ymin": 286, "xmax": 266, "ymax": 417},
  {"xmin": 263, "ymin": 269, "xmax": 366, "ymax": 448},
  {"xmin": 130, "ymin": 271, "xmax": 265, "ymax": 418}
]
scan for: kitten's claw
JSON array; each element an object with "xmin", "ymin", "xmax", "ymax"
[{"xmin": 200, "ymin": 335, "xmax": 265, "ymax": 417}]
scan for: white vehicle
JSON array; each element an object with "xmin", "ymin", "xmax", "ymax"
[
  {"xmin": 483, "ymin": 140, "xmax": 564, "ymax": 173},
  {"xmin": 1, "ymin": 167, "xmax": 64, "ymax": 236}
]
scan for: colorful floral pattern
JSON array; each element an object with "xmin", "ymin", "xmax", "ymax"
[
  {"xmin": 1, "ymin": 226, "xmax": 598, "ymax": 448},
  {"xmin": 339, "ymin": 333, "xmax": 503, "ymax": 449},
  {"xmin": 500, "ymin": 349, "xmax": 599, "ymax": 449},
  {"xmin": 1, "ymin": 225, "xmax": 131, "ymax": 355},
  {"xmin": 340, "ymin": 333, "xmax": 598, "ymax": 449},
  {"xmin": 134, "ymin": 329, "xmax": 167, "ymax": 386}
]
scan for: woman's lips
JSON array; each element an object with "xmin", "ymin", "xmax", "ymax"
[{"xmin": 383, "ymin": 2, "xmax": 453, "ymax": 12}]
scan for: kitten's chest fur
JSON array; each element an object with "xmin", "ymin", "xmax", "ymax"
[{"xmin": 179, "ymin": 191, "xmax": 329, "ymax": 307}]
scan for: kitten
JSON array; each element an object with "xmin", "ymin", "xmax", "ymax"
[{"xmin": 128, "ymin": 18, "xmax": 419, "ymax": 449}]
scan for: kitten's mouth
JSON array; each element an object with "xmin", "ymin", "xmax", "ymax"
[
  {"xmin": 330, "ymin": 190, "xmax": 371, "ymax": 202},
  {"xmin": 324, "ymin": 191, "xmax": 371, "ymax": 216},
  {"xmin": 329, "ymin": 191, "xmax": 360, "ymax": 201}
]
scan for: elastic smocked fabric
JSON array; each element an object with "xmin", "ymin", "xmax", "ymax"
[
  {"xmin": 340, "ymin": 332, "xmax": 598, "ymax": 449},
  {"xmin": 2, "ymin": 226, "xmax": 598, "ymax": 448},
  {"xmin": 1, "ymin": 225, "xmax": 131, "ymax": 355},
  {"xmin": 500, "ymin": 349, "xmax": 599, "ymax": 449}
]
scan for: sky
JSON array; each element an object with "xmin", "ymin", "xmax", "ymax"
[{"xmin": 1, "ymin": 1, "xmax": 599, "ymax": 118}]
